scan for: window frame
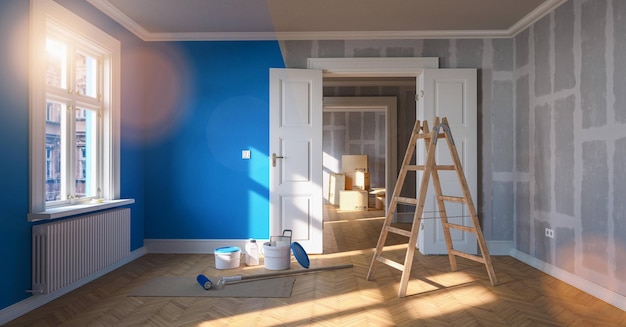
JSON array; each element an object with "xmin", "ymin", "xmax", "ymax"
[{"xmin": 29, "ymin": 0, "xmax": 125, "ymax": 221}]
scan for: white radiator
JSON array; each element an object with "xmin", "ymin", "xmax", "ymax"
[{"xmin": 32, "ymin": 208, "xmax": 130, "ymax": 294}]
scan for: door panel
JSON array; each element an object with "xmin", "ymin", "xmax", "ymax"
[
  {"xmin": 282, "ymin": 139, "xmax": 311, "ymax": 183},
  {"xmin": 280, "ymin": 195, "xmax": 311, "ymax": 241},
  {"xmin": 417, "ymin": 69, "xmax": 478, "ymax": 255},
  {"xmin": 270, "ymin": 68, "xmax": 323, "ymax": 253}
]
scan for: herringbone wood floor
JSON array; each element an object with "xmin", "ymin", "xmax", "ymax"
[{"xmin": 7, "ymin": 205, "xmax": 626, "ymax": 326}]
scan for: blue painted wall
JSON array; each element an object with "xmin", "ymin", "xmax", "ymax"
[
  {"xmin": 0, "ymin": 0, "xmax": 284, "ymax": 312},
  {"xmin": 142, "ymin": 41, "xmax": 284, "ymax": 240},
  {"xmin": 0, "ymin": 0, "xmax": 32, "ymax": 312}
]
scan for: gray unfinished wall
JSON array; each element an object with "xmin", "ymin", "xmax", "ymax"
[
  {"xmin": 323, "ymin": 82, "xmax": 415, "ymax": 204},
  {"xmin": 515, "ymin": 0, "xmax": 625, "ymax": 297},
  {"xmin": 323, "ymin": 110, "xmax": 387, "ymax": 189},
  {"xmin": 279, "ymin": 38, "xmax": 516, "ymax": 242}
]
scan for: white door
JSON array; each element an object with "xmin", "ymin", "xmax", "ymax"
[
  {"xmin": 417, "ymin": 69, "xmax": 478, "ymax": 255},
  {"xmin": 269, "ymin": 68, "xmax": 323, "ymax": 254}
]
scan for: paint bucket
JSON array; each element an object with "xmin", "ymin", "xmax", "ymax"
[
  {"xmin": 214, "ymin": 246, "xmax": 241, "ymax": 269},
  {"xmin": 262, "ymin": 242, "xmax": 291, "ymax": 270}
]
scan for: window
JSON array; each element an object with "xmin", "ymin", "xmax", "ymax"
[{"xmin": 30, "ymin": 0, "xmax": 122, "ymax": 219}]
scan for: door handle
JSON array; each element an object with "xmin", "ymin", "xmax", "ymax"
[{"xmin": 271, "ymin": 153, "xmax": 284, "ymax": 167}]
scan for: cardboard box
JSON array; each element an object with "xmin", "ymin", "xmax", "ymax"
[
  {"xmin": 339, "ymin": 190, "xmax": 368, "ymax": 211},
  {"xmin": 328, "ymin": 173, "xmax": 345, "ymax": 206},
  {"xmin": 342, "ymin": 155, "xmax": 368, "ymax": 173}
]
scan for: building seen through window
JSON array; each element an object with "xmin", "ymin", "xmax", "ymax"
[{"xmin": 44, "ymin": 36, "xmax": 100, "ymax": 202}]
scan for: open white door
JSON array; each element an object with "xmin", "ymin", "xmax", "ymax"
[
  {"xmin": 417, "ymin": 69, "xmax": 478, "ymax": 255},
  {"xmin": 269, "ymin": 68, "xmax": 323, "ymax": 254}
]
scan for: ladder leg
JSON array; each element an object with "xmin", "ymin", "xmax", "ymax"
[
  {"xmin": 441, "ymin": 118, "xmax": 498, "ymax": 286},
  {"xmin": 398, "ymin": 213, "xmax": 422, "ymax": 297},
  {"xmin": 398, "ymin": 119, "xmax": 437, "ymax": 297},
  {"xmin": 367, "ymin": 120, "xmax": 422, "ymax": 281},
  {"xmin": 430, "ymin": 160, "xmax": 458, "ymax": 272}
]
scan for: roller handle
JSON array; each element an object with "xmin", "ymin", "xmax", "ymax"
[
  {"xmin": 237, "ymin": 263, "xmax": 354, "ymax": 281},
  {"xmin": 221, "ymin": 276, "xmax": 243, "ymax": 283}
]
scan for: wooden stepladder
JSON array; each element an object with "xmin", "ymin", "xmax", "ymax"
[{"xmin": 366, "ymin": 117, "xmax": 498, "ymax": 297}]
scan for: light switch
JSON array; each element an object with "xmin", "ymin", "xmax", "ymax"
[{"xmin": 242, "ymin": 150, "xmax": 251, "ymax": 159}]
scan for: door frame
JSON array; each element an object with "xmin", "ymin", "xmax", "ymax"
[
  {"xmin": 322, "ymin": 96, "xmax": 397, "ymax": 213},
  {"xmin": 308, "ymin": 57, "xmax": 439, "ymax": 77},
  {"xmin": 298, "ymin": 58, "xmax": 439, "ymax": 252}
]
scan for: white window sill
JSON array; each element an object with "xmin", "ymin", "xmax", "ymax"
[{"xmin": 28, "ymin": 198, "xmax": 135, "ymax": 222}]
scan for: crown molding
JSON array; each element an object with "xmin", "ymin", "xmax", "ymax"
[
  {"xmin": 508, "ymin": 0, "xmax": 568, "ymax": 36},
  {"xmin": 88, "ymin": 0, "xmax": 565, "ymax": 41},
  {"xmin": 86, "ymin": 0, "xmax": 151, "ymax": 38},
  {"xmin": 137, "ymin": 29, "xmax": 516, "ymax": 42}
]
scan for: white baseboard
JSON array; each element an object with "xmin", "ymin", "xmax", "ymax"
[
  {"xmin": 144, "ymin": 238, "xmax": 268, "ymax": 254},
  {"xmin": 510, "ymin": 249, "xmax": 626, "ymax": 311},
  {"xmin": 0, "ymin": 247, "xmax": 146, "ymax": 326}
]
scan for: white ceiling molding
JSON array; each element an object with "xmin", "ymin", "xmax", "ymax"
[
  {"xmin": 87, "ymin": 0, "xmax": 566, "ymax": 41},
  {"xmin": 507, "ymin": 0, "xmax": 568, "ymax": 37},
  {"xmin": 86, "ymin": 0, "xmax": 151, "ymax": 38}
]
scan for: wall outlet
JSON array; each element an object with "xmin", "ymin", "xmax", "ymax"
[
  {"xmin": 242, "ymin": 150, "xmax": 251, "ymax": 159},
  {"xmin": 545, "ymin": 228, "xmax": 554, "ymax": 239}
]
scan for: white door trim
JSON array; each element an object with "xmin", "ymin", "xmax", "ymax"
[
  {"xmin": 308, "ymin": 57, "xmax": 439, "ymax": 77},
  {"xmin": 307, "ymin": 57, "xmax": 441, "ymax": 218},
  {"xmin": 323, "ymin": 96, "xmax": 397, "ymax": 213}
]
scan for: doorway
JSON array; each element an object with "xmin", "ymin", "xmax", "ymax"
[
  {"xmin": 308, "ymin": 59, "xmax": 438, "ymax": 251},
  {"xmin": 320, "ymin": 80, "xmax": 410, "ymax": 251}
]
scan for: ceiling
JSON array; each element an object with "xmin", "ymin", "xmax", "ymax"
[{"xmin": 86, "ymin": 0, "xmax": 566, "ymax": 41}]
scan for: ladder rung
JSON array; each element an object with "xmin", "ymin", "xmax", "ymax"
[
  {"xmin": 444, "ymin": 223, "xmax": 476, "ymax": 233},
  {"xmin": 395, "ymin": 197, "xmax": 417, "ymax": 205},
  {"xmin": 438, "ymin": 195, "xmax": 466, "ymax": 203},
  {"xmin": 450, "ymin": 249, "xmax": 486, "ymax": 264},
  {"xmin": 376, "ymin": 256, "xmax": 405, "ymax": 271},
  {"xmin": 405, "ymin": 165, "xmax": 456, "ymax": 171},
  {"xmin": 405, "ymin": 165, "xmax": 421, "ymax": 171},
  {"xmin": 416, "ymin": 133, "xmax": 447, "ymax": 139},
  {"xmin": 386, "ymin": 226, "xmax": 411, "ymax": 237}
]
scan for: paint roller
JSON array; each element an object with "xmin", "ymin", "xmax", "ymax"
[{"xmin": 196, "ymin": 274, "xmax": 213, "ymax": 290}]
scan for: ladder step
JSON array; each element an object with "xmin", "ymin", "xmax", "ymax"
[
  {"xmin": 405, "ymin": 165, "xmax": 456, "ymax": 171},
  {"xmin": 386, "ymin": 226, "xmax": 411, "ymax": 237},
  {"xmin": 376, "ymin": 256, "xmax": 405, "ymax": 271},
  {"xmin": 444, "ymin": 223, "xmax": 476, "ymax": 233},
  {"xmin": 438, "ymin": 195, "xmax": 466, "ymax": 203},
  {"xmin": 395, "ymin": 197, "xmax": 417, "ymax": 205},
  {"xmin": 416, "ymin": 133, "xmax": 447, "ymax": 139},
  {"xmin": 432, "ymin": 165, "xmax": 457, "ymax": 171},
  {"xmin": 450, "ymin": 249, "xmax": 486, "ymax": 264}
]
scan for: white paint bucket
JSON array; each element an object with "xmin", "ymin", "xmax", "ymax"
[
  {"xmin": 214, "ymin": 246, "xmax": 241, "ymax": 269},
  {"xmin": 262, "ymin": 242, "xmax": 291, "ymax": 270}
]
